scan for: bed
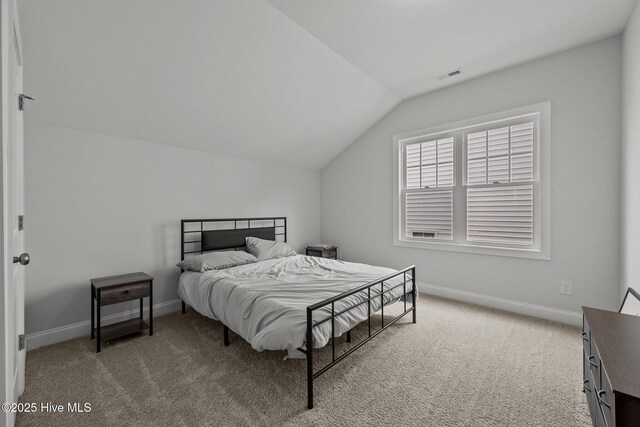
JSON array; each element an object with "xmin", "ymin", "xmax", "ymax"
[{"xmin": 178, "ymin": 217, "xmax": 417, "ymax": 408}]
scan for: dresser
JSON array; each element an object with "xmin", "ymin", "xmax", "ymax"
[{"xmin": 582, "ymin": 307, "xmax": 640, "ymax": 426}]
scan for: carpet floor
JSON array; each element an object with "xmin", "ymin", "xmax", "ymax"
[{"xmin": 17, "ymin": 296, "xmax": 590, "ymax": 426}]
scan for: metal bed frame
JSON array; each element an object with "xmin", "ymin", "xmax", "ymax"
[{"xmin": 179, "ymin": 216, "xmax": 417, "ymax": 409}]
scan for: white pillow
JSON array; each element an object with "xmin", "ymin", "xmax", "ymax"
[
  {"xmin": 177, "ymin": 250, "xmax": 258, "ymax": 272},
  {"xmin": 245, "ymin": 237, "xmax": 297, "ymax": 261}
]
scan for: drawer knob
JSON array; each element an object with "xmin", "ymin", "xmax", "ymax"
[
  {"xmin": 123, "ymin": 290, "xmax": 130, "ymax": 294},
  {"xmin": 588, "ymin": 355, "xmax": 598, "ymax": 368},
  {"xmin": 597, "ymin": 390, "xmax": 611, "ymax": 409},
  {"xmin": 583, "ymin": 380, "xmax": 591, "ymax": 392},
  {"xmin": 581, "ymin": 332, "xmax": 588, "ymax": 341}
]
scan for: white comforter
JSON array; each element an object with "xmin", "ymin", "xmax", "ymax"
[{"xmin": 178, "ymin": 255, "xmax": 414, "ymax": 358}]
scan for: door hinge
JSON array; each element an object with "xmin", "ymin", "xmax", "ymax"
[
  {"xmin": 18, "ymin": 334, "xmax": 25, "ymax": 351},
  {"xmin": 18, "ymin": 215, "xmax": 23, "ymax": 230},
  {"xmin": 18, "ymin": 94, "xmax": 34, "ymax": 111}
]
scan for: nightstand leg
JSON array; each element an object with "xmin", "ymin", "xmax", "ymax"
[
  {"xmin": 149, "ymin": 280, "xmax": 153, "ymax": 336},
  {"xmin": 140, "ymin": 298, "xmax": 143, "ymax": 319},
  {"xmin": 96, "ymin": 292, "xmax": 101, "ymax": 353},
  {"xmin": 91, "ymin": 286, "xmax": 95, "ymax": 340}
]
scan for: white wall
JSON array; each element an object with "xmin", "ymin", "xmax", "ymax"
[
  {"xmin": 622, "ymin": 1, "xmax": 640, "ymax": 301},
  {"xmin": 321, "ymin": 37, "xmax": 622, "ymax": 322},
  {"xmin": 24, "ymin": 122, "xmax": 321, "ymax": 344},
  {"xmin": 18, "ymin": 0, "xmax": 399, "ymax": 171}
]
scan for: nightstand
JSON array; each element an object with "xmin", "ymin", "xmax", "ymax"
[
  {"xmin": 305, "ymin": 246, "xmax": 337, "ymax": 260},
  {"xmin": 90, "ymin": 272, "xmax": 153, "ymax": 352}
]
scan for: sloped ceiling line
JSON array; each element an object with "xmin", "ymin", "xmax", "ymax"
[{"xmin": 19, "ymin": 0, "xmax": 636, "ymax": 170}]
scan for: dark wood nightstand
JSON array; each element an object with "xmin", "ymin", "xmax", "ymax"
[
  {"xmin": 90, "ymin": 272, "xmax": 153, "ymax": 352},
  {"xmin": 305, "ymin": 246, "xmax": 337, "ymax": 260}
]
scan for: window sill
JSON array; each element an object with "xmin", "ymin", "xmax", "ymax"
[{"xmin": 393, "ymin": 238, "xmax": 550, "ymax": 260}]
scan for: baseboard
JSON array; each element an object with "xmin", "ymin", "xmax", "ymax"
[
  {"xmin": 26, "ymin": 286, "xmax": 582, "ymax": 349},
  {"xmin": 418, "ymin": 283, "xmax": 582, "ymax": 326},
  {"xmin": 26, "ymin": 299, "xmax": 182, "ymax": 350}
]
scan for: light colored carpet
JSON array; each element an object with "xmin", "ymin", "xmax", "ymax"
[{"xmin": 17, "ymin": 296, "xmax": 590, "ymax": 426}]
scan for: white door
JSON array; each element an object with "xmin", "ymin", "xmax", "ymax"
[{"xmin": 1, "ymin": 0, "xmax": 26, "ymax": 426}]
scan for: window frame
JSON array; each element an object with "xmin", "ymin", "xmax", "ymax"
[
  {"xmin": 403, "ymin": 135, "xmax": 456, "ymax": 241},
  {"xmin": 463, "ymin": 117, "xmax": 538, "ymax": 248},
  {"xmin": 392, "ymin": 102, "xmax": 551, "ymax": 260}
]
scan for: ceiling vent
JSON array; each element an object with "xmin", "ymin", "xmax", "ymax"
[{"xmin": 435, "ymin": 68, "xmax": 462, "ymax": 80}]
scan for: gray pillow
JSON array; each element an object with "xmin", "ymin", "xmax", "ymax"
[
  {"xmin": 245, "ymin": 237, "xmax": 297, "ymax": 261},
  {"xmin": 177, "ymin": 250, "xmax": 258, "ymax": 272}
]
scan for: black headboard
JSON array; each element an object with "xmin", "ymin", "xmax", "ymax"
[{"xmin": 181, "ymin": 217, "xmax": 287, "ymax": 260}]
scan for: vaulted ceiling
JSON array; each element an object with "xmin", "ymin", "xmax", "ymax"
[{"xmin": 19, "ymin": 0, "xmax": 636, "ymax": 170}]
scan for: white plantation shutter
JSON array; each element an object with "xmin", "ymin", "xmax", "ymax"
[
  {"xmin": 467, "ymin": 185, "xmax": 533, "ymax": 245},
  {"xmin": 465, "ymin": 121, "xmax": 535, "ymax": 246},
  {"xmin": 398, "ymin": 106, "xmax": 544, "ymax": 255},
  {"xmin": 406, "ymin": 144, "xmax": 421, "ymax": 189},
  {"xmin": 466, "ymin": 122, "xmax": 533, "ymax": 184},
  {"xmin": 406, "ymin": 191, "xmax": 453, "ymax": 239},
  {"xmin": 404, "ymin": 137, "xmax": 454, "ymax": 240},
  {"xmin": 437, "ymin": 138, "xmax": 454, "ymax": 186},
  {"xmin": 405, "ymin": 137, "xmax": 454, "ymax": 189},
  {"xmin": 467, "ymin": 131, "xmax": 487, "ymax": 185}
]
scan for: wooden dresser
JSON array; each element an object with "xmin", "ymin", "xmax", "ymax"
[{"xmin": 582, "ymin": 307, "xmax": 640, "ymax": 427}]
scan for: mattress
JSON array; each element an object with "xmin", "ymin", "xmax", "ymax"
[{"xmin": 178, "ymin": 255, "xmax": 414, "ymax": 358}]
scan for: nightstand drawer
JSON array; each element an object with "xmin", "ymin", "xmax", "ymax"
[
  {"xmin": 323, "ymin": 249, "xmax": 337, "ymax": 259},
  {"xmin": 306, "ymin": 246, "xmax": 337, "ymax": 259},
  {"xmin": 100, "ymin": 282, "xmax": 150, "ymax": 305}
]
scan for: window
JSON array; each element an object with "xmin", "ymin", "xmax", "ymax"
[
  {"xmin": 393, "ymin": 102, "xmax": 550, "ymax": 259},
  {"xmin": 405, "ymin": 137, "xmax": 454, "ymax": 240}
]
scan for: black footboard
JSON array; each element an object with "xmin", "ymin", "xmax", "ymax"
[{"xmin": 304, "ymin": 265, "xmax": 417, "ymax": 409}]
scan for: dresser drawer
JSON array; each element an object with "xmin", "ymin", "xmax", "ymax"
[
  {"xmin": 584, "ymin": 376, "xmax": 598, "ymax": 427},
  {"xmin": 596, "ymin": 401, "xmax": 608, "ymax": 427},
  {"xmin": 584, "ymin": 352, "xmax": 593, "ymax": 392},
  {"xmin": 100, "ymin": 281, "xmax": 150, "ymax": 305},
  {"xmin": 587, "ymin": 345, "xmax": 601, "ymax": 391},
  {"xmin": 582, "ymin": 318, "xmax": 591, "ymax": 355},
  {"xmin": 598, "ymin": 368, "xmax": 615, "ymax": 427}
]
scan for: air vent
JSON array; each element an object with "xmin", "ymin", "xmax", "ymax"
[
  {"xmin": 411, "ymin": 231, "xmax": 437, "ymax": 238},
  {"xmin": 435, "ymin": 68, "xmax": 462, "ymax": 80}
]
